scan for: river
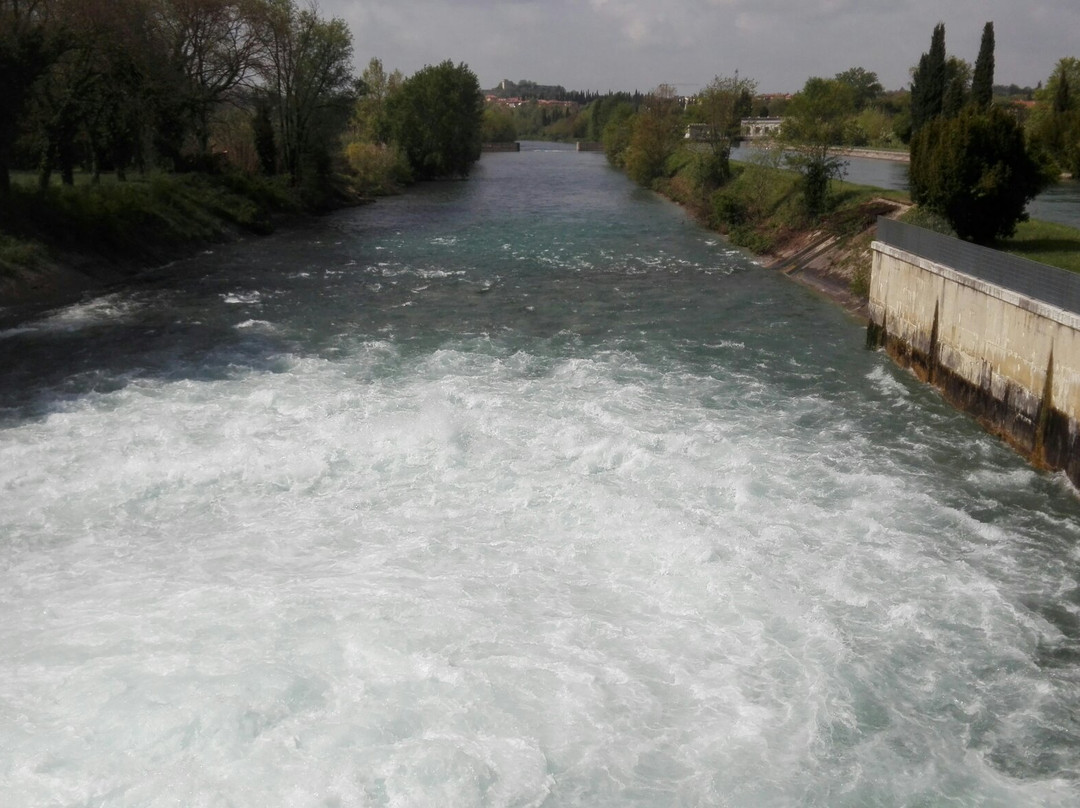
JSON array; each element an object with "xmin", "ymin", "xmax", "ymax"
[{"xmin": 2, "ymin": 142, "xmax": 1080, "ymax": 806}]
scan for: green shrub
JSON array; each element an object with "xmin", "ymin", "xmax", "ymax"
[
  {"xmin": 602, "ymin": 106, "xmax": 635, "ymax": 168},
  {"xmin": 727, "ymin": 224, "xmax": 775, "ymax": 253},
  {"xmin": 220, "ymin": 172, "xmax": 297, "ymax": 213},
  {"xmin": 481, "ymin": 107, "xmax": 518, "ymax": 143},
  {"xmin": 0, "ymin": 234, "xmax": 45, "ymax": 276},
  {"xmin": 707, "ymin": 159, "xmax": 804, "ymax": 243},
  {"xmin": 678, "ymin": 150, "xmax": 731, "ymax": 191},
  {"xmin": 344, "ymin": 142, "xmax": 412, "ymax": 195},
  {"xmin": 850, "ymin": 262, "xmax": 871, "ymax": 298},
  {"xmin": 909, "ymin": 106, "xmax": 1050, "ymax": 243},
  {"xmin": 712, "ymin": 190, "xmax": 748, "ymax": 227}
]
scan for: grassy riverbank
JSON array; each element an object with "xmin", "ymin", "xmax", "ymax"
[
  {"xmin": 652, "ymin": 147, "xmax": 1080, "ymax": 316},
  {"xmin": 0, "ymin": 171, "xmax": 362, "ymax": 310},
  {"xmin": 652, "ymin": 151, "xmax": 908, "ymax": 316}
]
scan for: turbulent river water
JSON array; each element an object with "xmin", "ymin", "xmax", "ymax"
[{"xmin": 3, "ymin": 142, "xmax": 1080, "ymax": 806}]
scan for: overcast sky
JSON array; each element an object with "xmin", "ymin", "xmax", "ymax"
[{"xmin": 317, "ymin": 0, "xmax": 1078, "ymax": 95}]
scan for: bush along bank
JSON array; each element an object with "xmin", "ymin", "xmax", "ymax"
[{"xmin": 0, "ymin": 171, "xmax": 365, "ymax": 310}]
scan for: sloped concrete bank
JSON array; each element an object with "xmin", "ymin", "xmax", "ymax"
[
  {"xmin": 762, "ymin": 229, "xmax": 871, "ymax": 318},
  {"xmin": 758, "ymin": 199, "xmax": 912, "ymax": 320}
]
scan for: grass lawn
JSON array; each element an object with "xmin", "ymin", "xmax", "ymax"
[
  {"xmin": 9, "ymin": 169, "xmax": 143, "ymax": 188},
  {"xmin": 1000, "ymin": 218, "xmax": 1080, "ymax": 274},
  {"xmin": 831, "ymin": 178, "xmax": 910, "ymax": 205}
]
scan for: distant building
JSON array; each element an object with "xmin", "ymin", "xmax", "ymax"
[
  {"xmin": 684, "ymin": 124, "xmax": 713, "ymax": 141},
  {"xmin": 741, "ymin": 117, "xmax": 783, "ymax": 139},
  {"xmin": 484, "ymin": 94, "xmax": 578, "ymax": 110}
]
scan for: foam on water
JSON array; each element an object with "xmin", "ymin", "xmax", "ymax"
[
  {"xmin": 2, "ymin": 336, "xmax": 1078, "ymax": 806},
  {"xmin": 3, "ymin": 145, "xmax": 1079, "ymax": 806}
]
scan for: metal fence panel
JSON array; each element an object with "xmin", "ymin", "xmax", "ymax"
[{"xmin": 876, "ymin": 218, "xmax": 1080, "ymax": 316}]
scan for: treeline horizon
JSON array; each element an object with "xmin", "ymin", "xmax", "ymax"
[
  {"xmin": 0, "ymin": 0, "xmax": 370, "ymax": 194},
  {"xmin": 488, "ymin": 80, "xmax": 1042, "ymax": 104},
  {"xmin": 493, "ymin": 47, "xmax": 1078, "ymax": 183},
  {"xmin": 3, "ymin": 2, "xmax": 1077, "ymax": 206}
]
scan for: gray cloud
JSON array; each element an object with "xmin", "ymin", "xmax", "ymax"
[{"xmin": 318, "ymin": 0, "xmax": 1079, "ymax": 92}]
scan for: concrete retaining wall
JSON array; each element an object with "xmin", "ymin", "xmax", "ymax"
[{"xmin": 868, "ymin": 241, "xmax": 1080, "ymax": 485}]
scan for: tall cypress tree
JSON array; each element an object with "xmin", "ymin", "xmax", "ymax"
[
  {"xmin": 1053, "ymin": 70, "xmax": 1070, "ymax": 114},
  {"xmin": 943, "ymin": 73, "xmax": 967, "ymax": 118},
  {"xmin": 910, "ymin": 53, "xmax": 927, "ymax": 131},
  {"xmin": 926, "ymin": 24, "xmax": 947, "ymax": 119},
  {"xmin": 911, "ymin": 23, "xmax": 947, "ymax": 133},
  {"xmin": 971, "ymin": 22, "xmax": 995, "ymax": 110}
]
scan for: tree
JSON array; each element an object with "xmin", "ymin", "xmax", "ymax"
[
  {"xmin": 8, "ymin": 0, "xmax": 218, "ymax": 186},
  {"xmin": 259, "ymin": 0, "xmax": 356, "ymax": 183},
  {"xmin": 347, "ymin": 57, "xmax": 402, "ymax": 146},
  {"xmin": 834, "ymin": 67, "xmax": 883, "ymax": 111},
  {"xmin": 1029, "ymin": 58, "xmax": 1080, "ymax": 177},
  {"xmin": 910, "ymin": 22, "xmax": 947, "ymax": 133},
  {"xmin": 782, "ymin": 77, "xmax": 852, "ymax": 219},
  {"xmin": 942, "ymin": 57, "xmax": 970, "ymax": 118},
  {"xmin": 925, "ymin": 23, "xmax": 948, "ymax": 112},
  {"xmin": 585, "ymin": 93, "xmax": 637, "ymax": 143},
  {"xmin": 156, "ymin": 0, "xmax": 265, "ymax": 162},
  {"xmin": 481, "ymin": 106, "xmax": 516, "ymax": 143},
  {"xmin": 27, "ymin": 11, "xmax": 96, "ymax": 187},
  {"xmin": 1028, "ymin": 59, "xmax": 1080, "ymax": 178},
  {"xmin": 694, "ymin": 73, "xmax": 756, "ymax": 185},
  {"xmin": 1053, "ymin": 70, "xmax": 1071, "ymax": 114},
  {"xmin": 910, "ymin": 106, "xmax": 1049, "ymax": 243},
  {"xmin": 971, "ymin": 22, "xmax": 994, "ymax": 110},
  {"xmin": 0, "ymin": 0, "xmax": 66, "ymax": 193},
  {"xmin": 386, "ymin": 60, "xmax": 483, "ymax": 180},
  {"xmin": 600, "ymin": 100, "xmax": 635, "ymax": 168},
  {"xmin": 1038, "ymin": 58, "xmax": 1080, "ymax": 112},
  {"xmin": 623, "ymin": 84, "xmax": 683, "ymax": 188},
  {"xmin": 48, "ymin": 0, "xmax": 165, "ymax": 183},
  {"xmin": 82, "ymin": 1, "xmax": 160, "ymax": 181}
]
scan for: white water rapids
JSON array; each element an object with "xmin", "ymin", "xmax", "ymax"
[{"xmin": 2, "ymin": 145, "xmax": 1079, "ymax": 806}]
